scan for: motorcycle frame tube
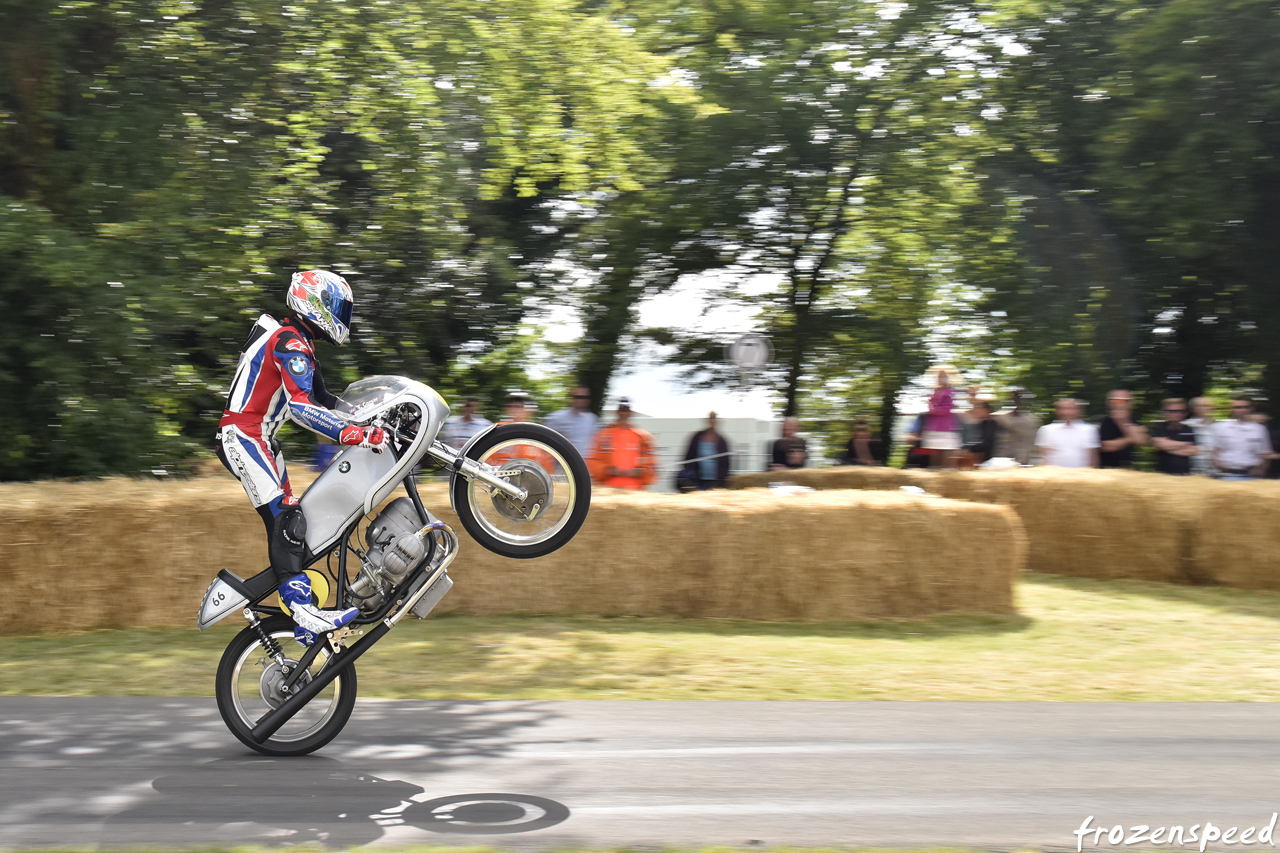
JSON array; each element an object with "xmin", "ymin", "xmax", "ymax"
[
  {"xmin": 403, "ymin": 474, "xmax": 431, "ymax": 527},
  {"xmin": 249, "ymin": 525, "xmax": 459, "ymax": 744}
]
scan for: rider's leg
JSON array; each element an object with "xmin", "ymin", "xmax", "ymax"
[
  {"xmin": 218, "ymin": 427, "xmax": 357, "ymax": 644},
  {"xmin": 266, "ymin": 501, "xmax": 357, "ymax": 644}
]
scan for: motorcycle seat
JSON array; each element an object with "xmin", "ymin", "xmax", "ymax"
[{"xmin": 217, "ymin": 567, "xmax": 278, "ymax": 602}]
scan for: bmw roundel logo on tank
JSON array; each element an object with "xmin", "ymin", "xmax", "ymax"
[
  {"xmin": 338, "ymin": 461, "xmax": 351, "ymax": 473},
  {"xmin": 288, "ymin": 355, "xmax": 310, "ymax": 376}
]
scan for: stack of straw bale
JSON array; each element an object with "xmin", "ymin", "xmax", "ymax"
[
  {"xmin": 433, "ymin": 487, "xmax": 1024, "ymax": 621},
  {"xmin": 730, "ymin": 466, "xmax": 1225, "ymax": 584},
  {"xmin": 0, "ymin": 477, "xmax": 275, "ymax": 634},
  {"xmin": 0, "ymin": 475, "xmax": 1025, "ymax": 632}
]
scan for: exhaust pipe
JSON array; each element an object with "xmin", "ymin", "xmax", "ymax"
[{"xmin": 250, "ymin": 525, "xmax": 458, "ymax": 744}]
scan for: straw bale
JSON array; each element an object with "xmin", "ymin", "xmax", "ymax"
[
  {"xmin": 0, "ymin": 476, "xmax": 274, "ymax": 633},
  {"xmin": 730, "ymin": 467, "xmax": 922, "ymax": 492},
  {"xmin": 1191, "ymin": 480, "xmax": 1280, "ymax": 590},
  {"xmin": 429, "ymin": 486, "xmax": 1023, "ymax": 620},
  {"xmin": 0, "ymin": 476, "xmax": 1023, "ymax": 631},
  {"xmin": 730, "ymin": 466, "xmax": 1224, "ymax": 584}
]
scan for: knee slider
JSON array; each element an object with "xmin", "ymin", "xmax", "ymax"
[
  {"xmin": 268, "ymin": 506, "xmax": 309, "ymax": 582},
  {"xmin": 280, "ymin": 506, "xmax": 307, "ymax": 548}
]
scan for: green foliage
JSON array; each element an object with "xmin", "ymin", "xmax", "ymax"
[
  {"xmin": 987, "ymin": 0, "xmax": 1280, "ymax": 412},
  {"xmin": 2, "ymin": 0, "xmax": 1277, "ymax": 478},
  {"xmin": 0, "ymin": 0, "xmax": 694, "ymax": 479},
  {"xmin": 576, "ymin": 0, "xmax": 1036, "ymax": 448}
]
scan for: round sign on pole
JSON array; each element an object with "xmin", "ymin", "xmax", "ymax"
[{"xmin": 727, "ymin": 333, "xmax": 773, "ymax": 372}]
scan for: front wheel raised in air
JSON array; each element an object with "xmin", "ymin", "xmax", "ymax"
[
  {"xmin": 452, "ymin": 422, "xmax": 591, "ymax": 559},
  {"xmin": 215, "ymin": 615, "xmax": 356, "ymax": 756}
]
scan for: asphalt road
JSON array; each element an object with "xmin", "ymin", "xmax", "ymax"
[{"xmin": 2, "ymin": 699, "xmax": 1280, "ymax": 850}]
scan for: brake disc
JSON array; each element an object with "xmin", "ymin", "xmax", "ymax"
[
  {"xmin": 490, "ymin": 459, "xmax": 554, "ymax": 522},
  {"xmin": 259, "ymin": 659, "xmax": 311, "ymax": 709}
]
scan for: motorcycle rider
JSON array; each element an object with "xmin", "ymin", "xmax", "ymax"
[{"xmin": 217, "ymin": 270, "xmax": 386, "ymax": 644}]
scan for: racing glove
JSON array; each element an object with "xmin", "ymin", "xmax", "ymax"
[{"xmin": 339, "ymin": 425, "xmax": 388, "ymax": 451}]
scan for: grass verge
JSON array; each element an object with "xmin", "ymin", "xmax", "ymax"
[{"xmin": 5, "ymin": 572, "xmax": 1280, "ymax": 700}]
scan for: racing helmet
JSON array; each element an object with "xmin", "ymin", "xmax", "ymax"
[{"xmin": 287, "ymin": 270, "xmax": 353, "ymax": 346}]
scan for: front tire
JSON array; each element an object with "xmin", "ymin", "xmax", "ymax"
[
  {"xmin": 215, "ymin": 615, "xmax": 357, "ymax": 756},
  {"xmin": 452, "ymin": 422, "xmax": 591, "ymax": 559}
]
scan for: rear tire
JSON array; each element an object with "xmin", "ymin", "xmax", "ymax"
[
  {"xmin": 452, "ymin": 422, "xmax": 591, "ymax": 559},
  {"xmin": 215, "ymin": 615, "xmax": 357, "ymax": 756}
]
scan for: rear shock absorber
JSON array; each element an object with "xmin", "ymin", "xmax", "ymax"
[{"xmin": 244, "ymin": 608, "xmax": 287, "ymax": 669}]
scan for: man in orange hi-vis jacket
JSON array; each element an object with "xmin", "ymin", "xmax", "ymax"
[{"xmin": 588, "ymin": 397, "xmax": 657, "ymax": 489}]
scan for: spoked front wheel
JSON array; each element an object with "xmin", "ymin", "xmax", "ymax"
[
  {"xmin": 215, "ymin": 615, "xmax": 357, "ymax": 756},
  {"xmin": 452, "ymin": 422, "xmax": 591, "ymax": 559}
]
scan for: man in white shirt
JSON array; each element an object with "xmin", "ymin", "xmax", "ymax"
[
  {"xmin": 442, "ymin": 396, "xmax": 492, "ymax": 449},
  {"xmin": 1034, "ymin": 398, "xmax": 1100, "ymax": 468},
  {"xmin": 542, "ymin": 385, "xmax": 600, "ymax": 458},
  {"xmin": 1211, "ymin": 397, "xmax": 1274, "ymax": 479},
  {"xmin": 1185, "ymin": 396, "xmax": 1217, "ymax": 476}
]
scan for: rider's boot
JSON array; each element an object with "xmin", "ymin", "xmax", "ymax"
[
  {"xmin": 278, "ymin": 574, "xmax": 359, "ymax": 646},
  {"xmin": 265, "ymin": 502, "xmax": 357, "ymax": 645}
]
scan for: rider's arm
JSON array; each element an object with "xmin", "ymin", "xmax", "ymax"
[
  {"xmin": 273, "ymin": 335, "xmax": 347, "ymax": 441},
  {"xmin": 310, "ymin": 358, "xmax": 341, "ymax": 411}
]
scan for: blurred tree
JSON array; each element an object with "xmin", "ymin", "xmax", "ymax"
[
  {"xmin": 987, "ymin": 0, "xmax": 1280, "ymax": 411},
  {"xmin": 0, "ymin": 0, "xmax": 695, "ymax": 478},
  {"xmin": 571, "ymin": 0, "xmax": 1028, "ymax": 452}
]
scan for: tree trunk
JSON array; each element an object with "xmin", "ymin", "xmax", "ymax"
[
  {"xmin": 877, "ymin": 373, "xmax": 903, "ymax": 459},
  {"xmin": 576, "ymin": 274, "xmax": 637, "ymax": 416}
]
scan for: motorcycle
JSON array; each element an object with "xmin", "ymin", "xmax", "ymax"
[{"xmin": 197, "ymin": 376, "xmax": 591, "ymax": 756}]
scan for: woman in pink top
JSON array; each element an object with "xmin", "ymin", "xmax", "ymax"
[{"xmin": 922, "ymin": 365, "xmax": 962, "ymax": 467}]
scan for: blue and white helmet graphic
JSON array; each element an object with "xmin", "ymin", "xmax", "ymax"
[{"xmin": 287, "ymin": 269, "xmax": 354, "ymax": 346}]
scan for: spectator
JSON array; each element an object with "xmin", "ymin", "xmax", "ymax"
[
  {"xmin": 442, "ymin": 396, "xmax": 493, "ymax": 450},
  {"xmin": 769, "ymin": 416, "xmax": 808, "ymax": 470},
  {"xmin": 902, "ymin": 413, "xmax": 932, "ymax": 469},
  {"xmin": 1035, "ymin": 398, "xmax": 1100, "ymax": 468},
  {"xmin": 841, "ymin": 419, "xmax": 884, "ymax": 466},
  {"xmin": 588, "ymin": 397, "xmax": 657, "ymax": 490},
  {"xmin": 1258, "ymin": 412, "xmax": 1280, "ymax": 479},
  {"xmin": 493, "ymin": 392, "xmax": 553, "ymax": 471},
  {"xmin": 499, "ymin": 392, "xmax": 533, "ymax": 424},
  {"xmin": 921, "ymin": 365, "xmax": 961, "ymax": 468},
  {"xmin": 542, "ymin": 385, "xmax": 599, "ymax": 459},
  {"xmin": 963, "ymin": 400, "xmax": 999, "ymax": 465},
  {"xmin": 681, "ymin": 411, "xmax": 731, "ymax": 490},
  {"xmin": 1211, "ymin": 397, "xmax": 1274, "ymax": 479},
  {"xmin": 959, "ymin": 385, "xmax": 984, "ymax": 456},
  {"xmin": 1186, "ymin": 397, "xmax": 1217, "ymax": 477},
  {"xmin": 994, "ymin": 389, "xmax": 1040, "ymax": 464},
  {"xmin": 314, "ymin": 439, "xmax": 339, "ymax": 472},
  {"xmin": 1098, "ymin": 389, "xmax": 1147, "ymax": 468},
  {"xmin": 1150, "ymin": 398, "xmax": 1198, "ymax": 475}
]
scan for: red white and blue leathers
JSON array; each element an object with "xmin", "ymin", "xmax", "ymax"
[{"xmin": 217, "ymin": 314, "xmax": 347, "ymax": 518}]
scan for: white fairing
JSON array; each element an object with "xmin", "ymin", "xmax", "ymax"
[
  {"xmin": 299, "ymin": 376, "xmax": 450, "ymax": 555},
  {"xmin": 198, "ymin": 577, "xmax": 247, "ymax": 631}
]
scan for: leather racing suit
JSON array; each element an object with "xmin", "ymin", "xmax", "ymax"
[{"xmin": 216, "ymin": 313, "xmax": 349, "ymax": 582}]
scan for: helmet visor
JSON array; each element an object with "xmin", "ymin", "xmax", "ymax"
[{"xmin": 322, "ymin": 289, "xmax": 353, "ymax": 329}]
